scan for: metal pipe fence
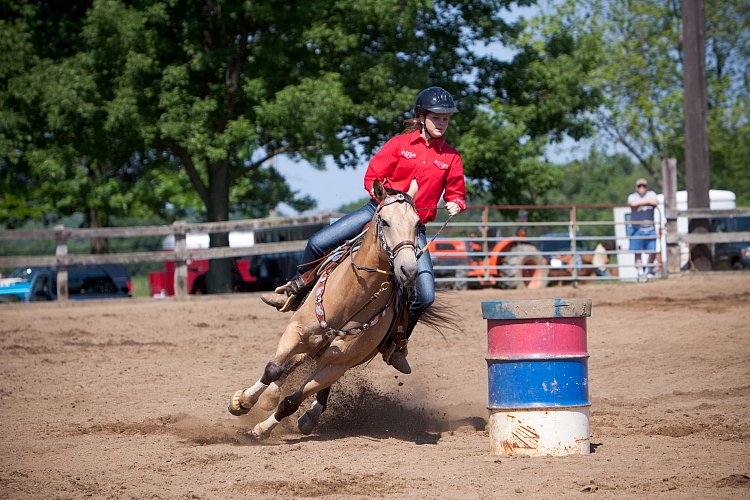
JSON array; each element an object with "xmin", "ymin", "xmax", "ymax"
[{"xmin": 425, "ymin": 205, "xmax": 662, "ymax": 289}]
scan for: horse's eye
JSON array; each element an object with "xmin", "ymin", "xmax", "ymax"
[{"xmin": 381, "ymin": 219, "xmax": 390, "ymax": 228}]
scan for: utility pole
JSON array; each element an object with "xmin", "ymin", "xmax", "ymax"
[{"xmin": 682, "ymin": 0, "xmax": 712, "ymax": 270}]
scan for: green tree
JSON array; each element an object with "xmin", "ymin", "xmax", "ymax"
[
  {"xmin": 540, "ymin": 0, "xmax": 749, "ymax": 202},
  {"xmin": 459, "ymin": 24, "xmax": 602, "ymax": 205},
  {"xmin": 2, "ymin": 0, "xmax": 603, "ymax": 291}
]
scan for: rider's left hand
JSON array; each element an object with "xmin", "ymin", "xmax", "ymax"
[{"xmin": 445, "ymin": 201, "xmax": 461, "ymax": 216}]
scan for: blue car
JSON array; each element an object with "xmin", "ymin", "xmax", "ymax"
[{"xmin": 0, "ymin": 264, "xmax": 132, "ymax": 302}]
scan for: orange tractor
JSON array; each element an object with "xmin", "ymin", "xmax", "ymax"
[{"xmin": 426, "ymin": 230, "xmax": 549, "ymax": 290}]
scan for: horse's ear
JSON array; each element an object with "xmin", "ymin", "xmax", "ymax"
[
  {"xmin": 407, "ymin": 178, "xmax": 418, "ymax": 198},
  {"xmin": 373, "ymin": 179, "xmax": 387, "ymax": 202}
]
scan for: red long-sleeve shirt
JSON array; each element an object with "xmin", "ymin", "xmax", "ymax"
[{"xmin": 364, "ymin": 130, "xmax": 466, "ymax": 223}]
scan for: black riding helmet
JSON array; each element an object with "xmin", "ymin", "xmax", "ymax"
[{"xmin": 414, "ymin": 87, "xmax": 459, "ymax": 116}]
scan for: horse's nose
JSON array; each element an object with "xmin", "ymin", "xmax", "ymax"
[{"xmin": 400, "ymin": 264, "xmax": 417, "ymax": 285}]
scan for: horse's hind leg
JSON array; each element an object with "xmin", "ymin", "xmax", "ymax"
[
  {"xmin": 228, "ymin": 321, "xmax": 308, "ymax": 416},
  {"xmin": 252, "ymin": 364, "xmax": 345, "ymax": 439},
  {"xmin": 297, "ymin": 387, "xmax": 331, "ymax": 435}
]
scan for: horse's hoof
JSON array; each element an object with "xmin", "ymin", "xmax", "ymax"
[
  {"xmin": 228, "ymin": 389, "xmax": 250, "ymax": 416},
  {"xmin": 250, "ymin": 424, "xmax": 271, "ymax": 441},
  {"xmin": 297, "ymin": 411, "xmax": 320, "ymax": 435}
]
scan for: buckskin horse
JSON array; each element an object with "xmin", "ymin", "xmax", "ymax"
[{"xmin": 228, "ymin": 179, "xmax": 422, "ymax": 439}]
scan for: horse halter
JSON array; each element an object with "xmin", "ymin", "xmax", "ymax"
[{"xmin": 375, "ymin": 193, "xmax": 418, "ymax": 262}]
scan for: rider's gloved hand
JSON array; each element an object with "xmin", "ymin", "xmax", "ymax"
[{"xmin": 445, "ymin": 201, "xmax": 461, "ymax": 216}]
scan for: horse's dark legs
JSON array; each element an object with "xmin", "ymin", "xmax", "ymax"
[
  {"xmin": 252, "ymin": 364, "xmax": 345, "ymax": 439},
  {"xmin": 297, "ymin": 387, "xmax": 331, "ymax": 435},
  {"xmin": 231, "ymin": 320, "xmax": 312, "ymax": 415}
]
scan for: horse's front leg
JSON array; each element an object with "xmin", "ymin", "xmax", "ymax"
[
  {"xmin": 228, "ymin": 320, "xmax": 309, "ymax": 416},
  {"xmin": 252, "ymin": 364, "xmax": 345, "ymax": 439}
]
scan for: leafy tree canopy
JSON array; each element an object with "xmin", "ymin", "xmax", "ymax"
[
  {"xmin": 538, "ymin": 0, "xmax": 749, "ymax": 204},
  {"xmin": 1, "ymin": 0, "xmax": 603, "ymax": 289}
]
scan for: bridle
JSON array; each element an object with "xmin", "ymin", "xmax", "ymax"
[
  {"xmin": 376, "ymin": 193, "xmax": 418, "ymax": 261},
  {"xmin": 351, "ymin": 193, "xmax": 418, "ymax": 275}
]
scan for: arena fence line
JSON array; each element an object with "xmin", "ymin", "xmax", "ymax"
[{"xmin": 2, "ymin": 205, "xmax": 748, "ymax": 300}]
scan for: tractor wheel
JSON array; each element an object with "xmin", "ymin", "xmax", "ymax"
[{"xmin": 506, "ymin": 244, "xmax": 549, "ymax": 289}]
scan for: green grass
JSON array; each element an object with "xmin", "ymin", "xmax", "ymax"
[{"xmin": 130, "ymin": 274, "xmax": 152, "ymax": 298}]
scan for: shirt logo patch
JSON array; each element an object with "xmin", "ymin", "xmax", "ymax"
[
  {"xmin": 400, "ymin": 150, "xmax": 417, "ymax": 159},
  {"xmin": 434, "ymin": 160, "xmax": 449, "ymax": 170}
]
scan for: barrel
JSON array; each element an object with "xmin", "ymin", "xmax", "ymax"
[{"xmin": 482, "ymin": 298, "xmax": 592, "ymax": 456}]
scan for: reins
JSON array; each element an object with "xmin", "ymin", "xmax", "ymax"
[
  {"xmin": 350, "ymin": 193, "xmax": 417, "ymax": 275},
  {"xmin": 416, "ymin": 211, "xmax": 454, "ymax": 259}
]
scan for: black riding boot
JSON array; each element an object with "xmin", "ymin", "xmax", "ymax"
[{"xmin": 382, "ymin": 313, "xmax": 420, "ymax": 374}]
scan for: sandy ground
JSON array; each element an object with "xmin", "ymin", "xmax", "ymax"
[{"xmin": 1, "ymin": 271, "xmax": 749, "ymax": 499}]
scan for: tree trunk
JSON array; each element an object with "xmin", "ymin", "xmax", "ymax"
[
  {"xmin": 88, "ymin": 207, "xmax": 110, "ymax": 254},
  {"xmin": 682, "ymin": 0, "xmax": 712, "ymax": 270},
  {"xmin": 206, "ymin": 160, "xmax": 232, "ymax": 294}
]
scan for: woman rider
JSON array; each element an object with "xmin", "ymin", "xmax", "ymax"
[{"xmin": 261, "ymin": 86, "xmax": 466, "ymax": 374}]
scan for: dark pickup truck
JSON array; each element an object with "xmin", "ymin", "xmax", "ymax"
[
  {"xmin": 0, "ymin": 264, "xmax": 132, "ymax": 302},
  {"xmin": 712, "ymin": 216, "xmax": 750, "ymax": 270}
]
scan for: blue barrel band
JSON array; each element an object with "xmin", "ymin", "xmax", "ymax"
[
  {"xmin": 487, "ymin": 358, "xmax": 589, "ymax": 408},
  {"xmin": 487, "ymin": 403, "xmax": 592, "ymax": 411}
]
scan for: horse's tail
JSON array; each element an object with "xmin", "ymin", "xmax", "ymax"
[{"xmin": 418, "ymin": 292, "xmax": 462, "ymax": 339}]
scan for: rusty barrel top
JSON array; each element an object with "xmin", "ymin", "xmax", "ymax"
[{"xmin": 481, "ymin": 298, "xmax": 592, "ymax": 321}]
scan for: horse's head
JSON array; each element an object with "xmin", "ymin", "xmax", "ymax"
[{"xmin": 372, "ymin": 179, "xmax": 420, "ymax": 288}]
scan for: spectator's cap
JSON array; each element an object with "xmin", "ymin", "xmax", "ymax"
[{"xmin": 635, "ymin": 178, "xmax": 648, "ymax": 188}]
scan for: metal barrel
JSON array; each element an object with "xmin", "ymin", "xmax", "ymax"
[{"xmin": 482, "ymin": 298, "xmax": 592, "ymax": 456}]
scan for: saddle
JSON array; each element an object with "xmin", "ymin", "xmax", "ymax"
[{"xmin": 284, "ymin": 225, "xmax": 371, "ymax": 300}]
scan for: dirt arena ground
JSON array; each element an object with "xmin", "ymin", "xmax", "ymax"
[{"xmin": 1, "ymin": 271, "xmax": 748, "ymax": 499}]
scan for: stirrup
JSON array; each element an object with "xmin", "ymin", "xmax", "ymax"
[
  {"xmin": 278, "ymin": 279, "xmax": 306, "ymax": 312},
  {"xmin": 278, "ymin": 293, "xmax": 303, "ymax": 313},
  {"xmin": 260, "ymin": 281, "xmax": 302, "ymax": 312}
]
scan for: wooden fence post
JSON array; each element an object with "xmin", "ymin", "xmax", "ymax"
[
  {"xmin": 482, "ymin": 206, "xmax": 490, "ymax": 282},
  {"xmin": 569, "ymin": 206, "xmax": 578, "ymax": 288},
  {"xmin": 662, "ymin": 158, "xmax": 680, "ymax": 274},
  {"xmin": 54, "ymin": 225, "xmax": 69, "ymax": 301},
  {"xmin": 173, "ymin": 221, "xmax": 188, "ymax": 298}
]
